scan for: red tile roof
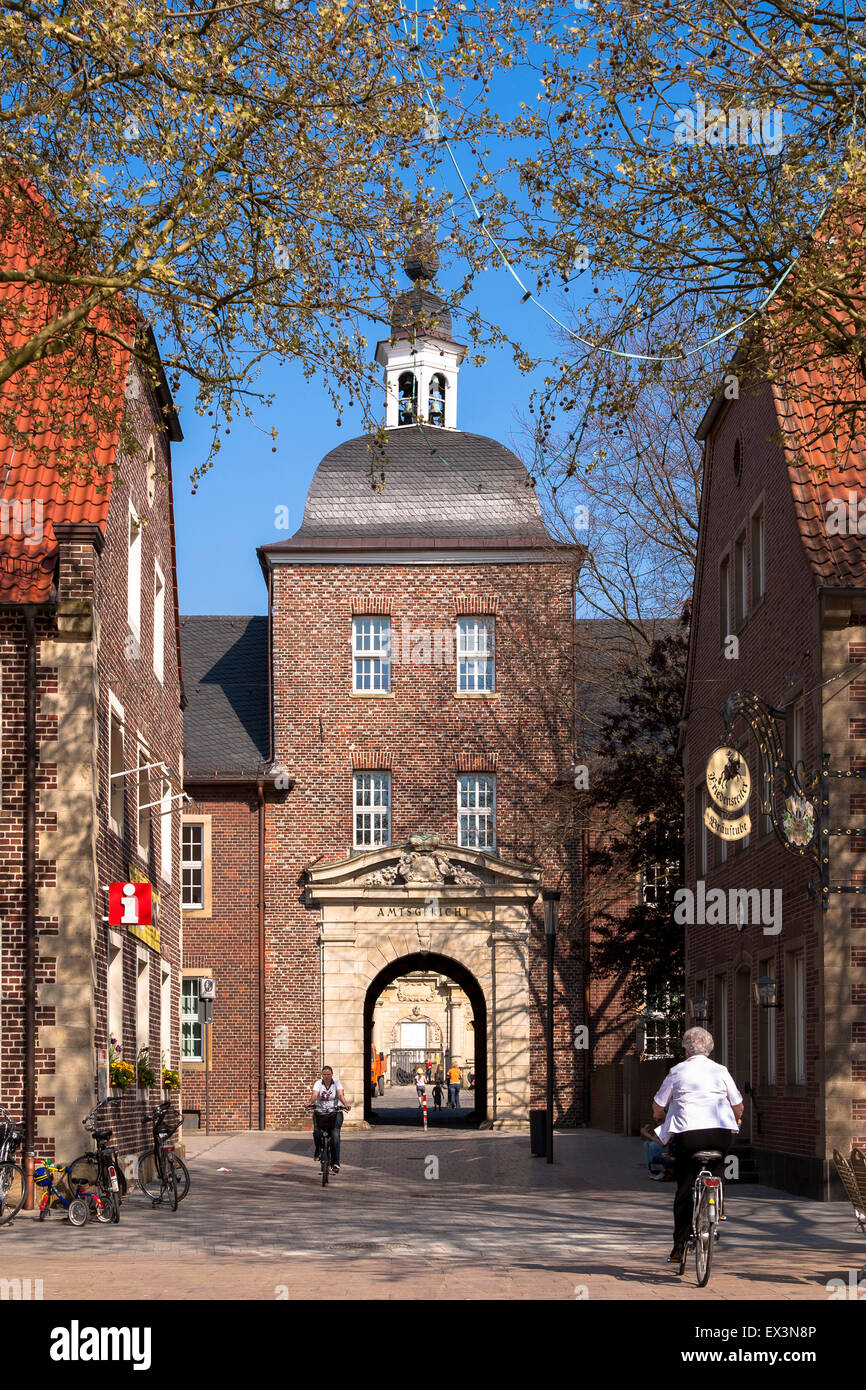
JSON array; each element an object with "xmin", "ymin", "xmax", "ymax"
[
  {"xmin": 773, "ymin": 356, "xmax": 866, "ymax": 590},
  {"xmin": 0, "ymin": 179, "xmax": 131, "ymax": 601}
]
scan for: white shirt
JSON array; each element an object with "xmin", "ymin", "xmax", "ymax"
[
  {"xmin": 653, "ymin": 1055, "xmax": 743, "ymax": 1143},
  {"xmin": 313, "ymin": 1078, "xmax": 342, "ymax": 1113}
]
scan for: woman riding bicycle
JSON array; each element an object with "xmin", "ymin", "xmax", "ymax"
[
  {"xmin": 310, "ymin": 1066, "xmax": 351, "ymax": 1173},
  {"xmin": 652, "ymin": 1027, "xmax": 744, "ymax": 1266}
]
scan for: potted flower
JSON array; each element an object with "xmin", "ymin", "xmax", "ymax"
[
  {"xmin": 136, "ymin": 1047, "xmax": 157, "ymax": 1095},
  {"xmin": 162, "ymin": 1067, "xmax": 180, "ymax": 1093},
  {"xmin": 109, "ymin": 1037, "xmax": 135, "ymax": 1095}
]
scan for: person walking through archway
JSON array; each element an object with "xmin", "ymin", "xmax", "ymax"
[{"xmin": 447, "ymin": 1062, "xmax": 462, "ymax": 1109}]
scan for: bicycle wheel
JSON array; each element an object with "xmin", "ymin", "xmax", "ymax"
[
  {"xmin": 695, "ymin": 1188, "xmax": 714, "ymax": 1287},
  {"xmin": 0, "ymin": 1162, "xmax": 25, "ymax": 1225},
  {"xmin": 68, "ymin": 1155, "xmax": 119, "ymax": 1225},
  {"xmin": 321, "ymin": 1136, "xmax": 329, "ymax": 1187},
  {"xmin": 134, "ymin": 1150, "xmax": 163, "ymax": 1201},
  {"xmin": 173, "ymin": 1156, "xmax": 190, "ymax": 1202},
  {"xmin": 166, "ymin": 1158, "xmax": 178, "ymax": 1212}
]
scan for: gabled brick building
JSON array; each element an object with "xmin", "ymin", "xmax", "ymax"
[
  {"xmin": 181, "ymin": 245, "xmax": 586, "ymax": 1130},
  {"xmin": 0, "ymin": 199, "xmax": 185, "ymax": 1172},
  {"xmin": 681, "ymin": 344, "xmax": 866, "ymax": 1198}
]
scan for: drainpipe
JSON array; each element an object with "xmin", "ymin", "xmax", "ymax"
[
  {"xmin": 22, "ymin": 604, "xmax": 37, "ymax": 1208},
  {"xmin": 257, "ymin": 775, "xmax": 266, "ymax": 1130}
]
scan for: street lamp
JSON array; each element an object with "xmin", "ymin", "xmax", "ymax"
[
  {"xmin": 754, "ymin": 976, "xmax": 780, "ymax": 1010},
  {"xmin": 542, "ymin": 889, "xmax": 560, "ymax": 1165},
  {"xmin": 691, "ymin": 993, "xmax": 709, "ymax": 1026}
]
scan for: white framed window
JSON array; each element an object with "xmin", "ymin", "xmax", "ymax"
[
  {"xmin": 160, "ymin": 775, "xmax": 172, "ymax": 885},
  {"xmin": 760, "ymin": 958, "xmax": 777, "ymax": 1086},
  {"xmin": 642, "ymin": 986, "xmax": 682, "ymax": 1060},
  {"xmin": 751, "ymin": 504, "xmax": 765, "ymax": 605},
  {"xmin": 137, "ymin": 742, "xmax": 152, "ymax": 860},
  {"xmin": 734, "ymin": 531, "xmax": 747, "ymax": 627},
  {"xmin": 160, "ymin": 963, "xmax": 172, "ymax": 1070},
  {"xmin": 788, "ymin": 949, "xmax": 806, "ymax": 1085},
  {"xmin": 458, "ymin": 774, "xmax": 496, "ymax": 849},
  {"xmin": 127, "ymin": 502, "xmax": 142, "ymax": 644},
  {"xmin": 697, "ymin": 785, "xmax": 708, "ymax": 877},
  {"xmin": 109, "ymin": 696, "xmax": 126, "ymax": 835},
  {"xmin": 182, "ymin": 822, "xmax": 204, "ymax": 907},
  {"xmin": 457, "ymin": 618, "xmax": 494, "ymax": 692},
  {"xmin": 789, "ymin": 697, "xmax": 805, "ymax": 776},
  {"xmin": 108, "ymin": 935, "xmax": 124, "ymax": 1054},
  {"xmin": 153, "ymin": 562, "xmax": 165, "ymax": 683},
  {"xmin": 146, "ymin": 438, "xmax": 157, "ymax": 507},
  {"xmin": 181, "ymin": 977, "xmax": 204, "ymax": 1062},
  {"xmin": 719, "ymin": 553, "xmax": 731, "ymax": 646},
  {"xmin": 352, "ymin": 617, "xmax": 390, "ymax": 693},
  {"xmin": 714, "ymin": 974, "xmax": 728, "ymax": 1066},
  {"xmin": 353, "ymin": 772, "xmax": 391, "ymax": 849},
  {"xmin": 136, "ymin": 953, "xmax": 150, "ymax": 1061},
  {"xmin": 640, "ymin": 860, "xmax": 678, "ymax": 910}
]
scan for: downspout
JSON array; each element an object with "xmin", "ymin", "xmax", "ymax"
[
  {"xmin": 22, "ymin": 604, "xmax": 37, "ymax": 1207},
  {"xmin": 257, "ymin": 774, "xmax": 266, "ymax": 1130}
]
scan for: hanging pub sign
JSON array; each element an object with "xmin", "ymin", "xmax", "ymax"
[
  {"xmin": 705, "ymin": 746, "xmax": 752, "ymax": 841},
  {"xmin": 781, "ymin": 794, "xmax": 816, "ymax": 848}
]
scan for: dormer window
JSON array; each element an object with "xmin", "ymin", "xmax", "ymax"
[
  {"xmin": 428, "ymin": 373, "xmax": 446, "ymax": 426},
  {"xmin": 398, "ymin": 371, "xmax": 417, "ymax": 425}
]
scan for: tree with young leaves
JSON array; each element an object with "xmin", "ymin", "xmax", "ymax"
[
  {"xmin": 496, "ymin": 0, "xmax": 866, "ymax": 462},
  {"xmin": 0, "ymin": 0, "xmax": 544, "ymax": 485},
  {"xmin": 582, "ymin": 614, "xmax": 688, "ymax": 1024}
]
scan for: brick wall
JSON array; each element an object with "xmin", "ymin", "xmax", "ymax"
[
  {"xmin": 258, "ymin": 554, "xmax": 582, "ymax": 1128},
  {"xmin": 683, "ymin": 376, "xmax": 824, "ymax": 1162},
  {"xmin": 0, "ymin": 365, "xmax": 184, "ymax": 1161},
  {"xmin": 179, "ymin": 784, "xmax": 262, "ymax": 1130}
]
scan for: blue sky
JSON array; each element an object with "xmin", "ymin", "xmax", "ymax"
[
  {"xmin": 171, "ymin": 32, "xmax": 576, "ymax": 617},
  {"xmin": 171, "ymin": 257, "xmax": 561, "ymax": 616}
]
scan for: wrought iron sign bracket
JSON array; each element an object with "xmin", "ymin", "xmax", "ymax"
[{"xmin": 723, "ymin": 690, "xmax": 866, "ymax": 910}]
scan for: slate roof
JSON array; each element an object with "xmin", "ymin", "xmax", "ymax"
[
  {"xmin": 283, "ymin": 426, "xmax": 553, "ymax": 543},
  {"xmin": 390, "ymin": 286, "xmax": 454, "ymax": 340},
  {"xmin": 180, "ymin": 616, "xmax": 269, "ymax": 777}
]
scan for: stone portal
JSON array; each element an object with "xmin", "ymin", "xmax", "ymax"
[{"xmin": 304, "ymin": 835, "xmax": 540, "ymax": 1127}]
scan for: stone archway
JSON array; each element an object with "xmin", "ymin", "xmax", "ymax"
[
  {"xmin": 304, "ymin": 835, "xmax": 540, "ymax": 1128},
  {"xmin": 364, "ymin": 951, "xmax": 488, "ymax": 1121}
]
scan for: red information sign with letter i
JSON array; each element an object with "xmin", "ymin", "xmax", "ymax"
[{"xmin": 108, "ymin": 881, "xmax": 153, "ymax": 928}]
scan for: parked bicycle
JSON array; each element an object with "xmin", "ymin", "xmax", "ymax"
[
  {"xmin": 676, "ymin": 1148, "xmax": 725, "ymax": 1287},
  {"xmin": 134, "ymin": 1100, "xmax": 189, "ymax": 1209},
  {"xmin": 307, "ymin": 1103, "xmax": 348, "ymax": 1187},
  {"xmin": 64, "ymin": 1099, "xmax": 125, "ymax": 1224},
  {"xmin": 0, "ymin": 1106, "xmax": 26, "ymax": 1226}
]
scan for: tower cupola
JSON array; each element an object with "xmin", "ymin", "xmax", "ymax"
[{"xmin": 375, "ymin": 232, "xmax": 466, "ymax": 431}]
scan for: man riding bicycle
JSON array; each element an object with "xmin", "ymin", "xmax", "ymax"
[
  {"xmin": 652, "ymin": 1027, "xmax": 744, "ymax": 1266},
  {"xmin": 310, "ymin": 1066, "xmax": 351, "ymax": 1173}
]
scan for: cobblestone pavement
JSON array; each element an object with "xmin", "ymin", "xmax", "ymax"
[{"xmin": 0, "ymin": 1127, "xmax": 862, "ymax": 1301}]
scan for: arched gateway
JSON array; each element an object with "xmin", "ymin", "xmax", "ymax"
[{"xmin": 305, "ymin": 835, "xmax": 540, "ymax": 1128}]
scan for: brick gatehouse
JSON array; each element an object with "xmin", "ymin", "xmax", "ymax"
[{"xmin": 180, "ymin": 241, "xmax": 586, "ymax": 1130}]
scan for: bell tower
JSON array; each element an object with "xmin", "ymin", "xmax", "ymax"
[{"xmin": 375, "ymin": 233, "xmax": 466, "ymax": 431}]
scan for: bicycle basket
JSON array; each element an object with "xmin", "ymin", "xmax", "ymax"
[
  {"xmin": 33, "ymin": 1160, "xmax": 54, "ymax": 1188},
  {"xmin": 315, "ymin": 1109, "xmax": 337, "ymax": 1132}
]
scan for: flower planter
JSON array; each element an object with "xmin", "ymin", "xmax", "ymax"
[{"xmin": 110, "ymin": 1086, "xmax": 126, "ymax": 1100}]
